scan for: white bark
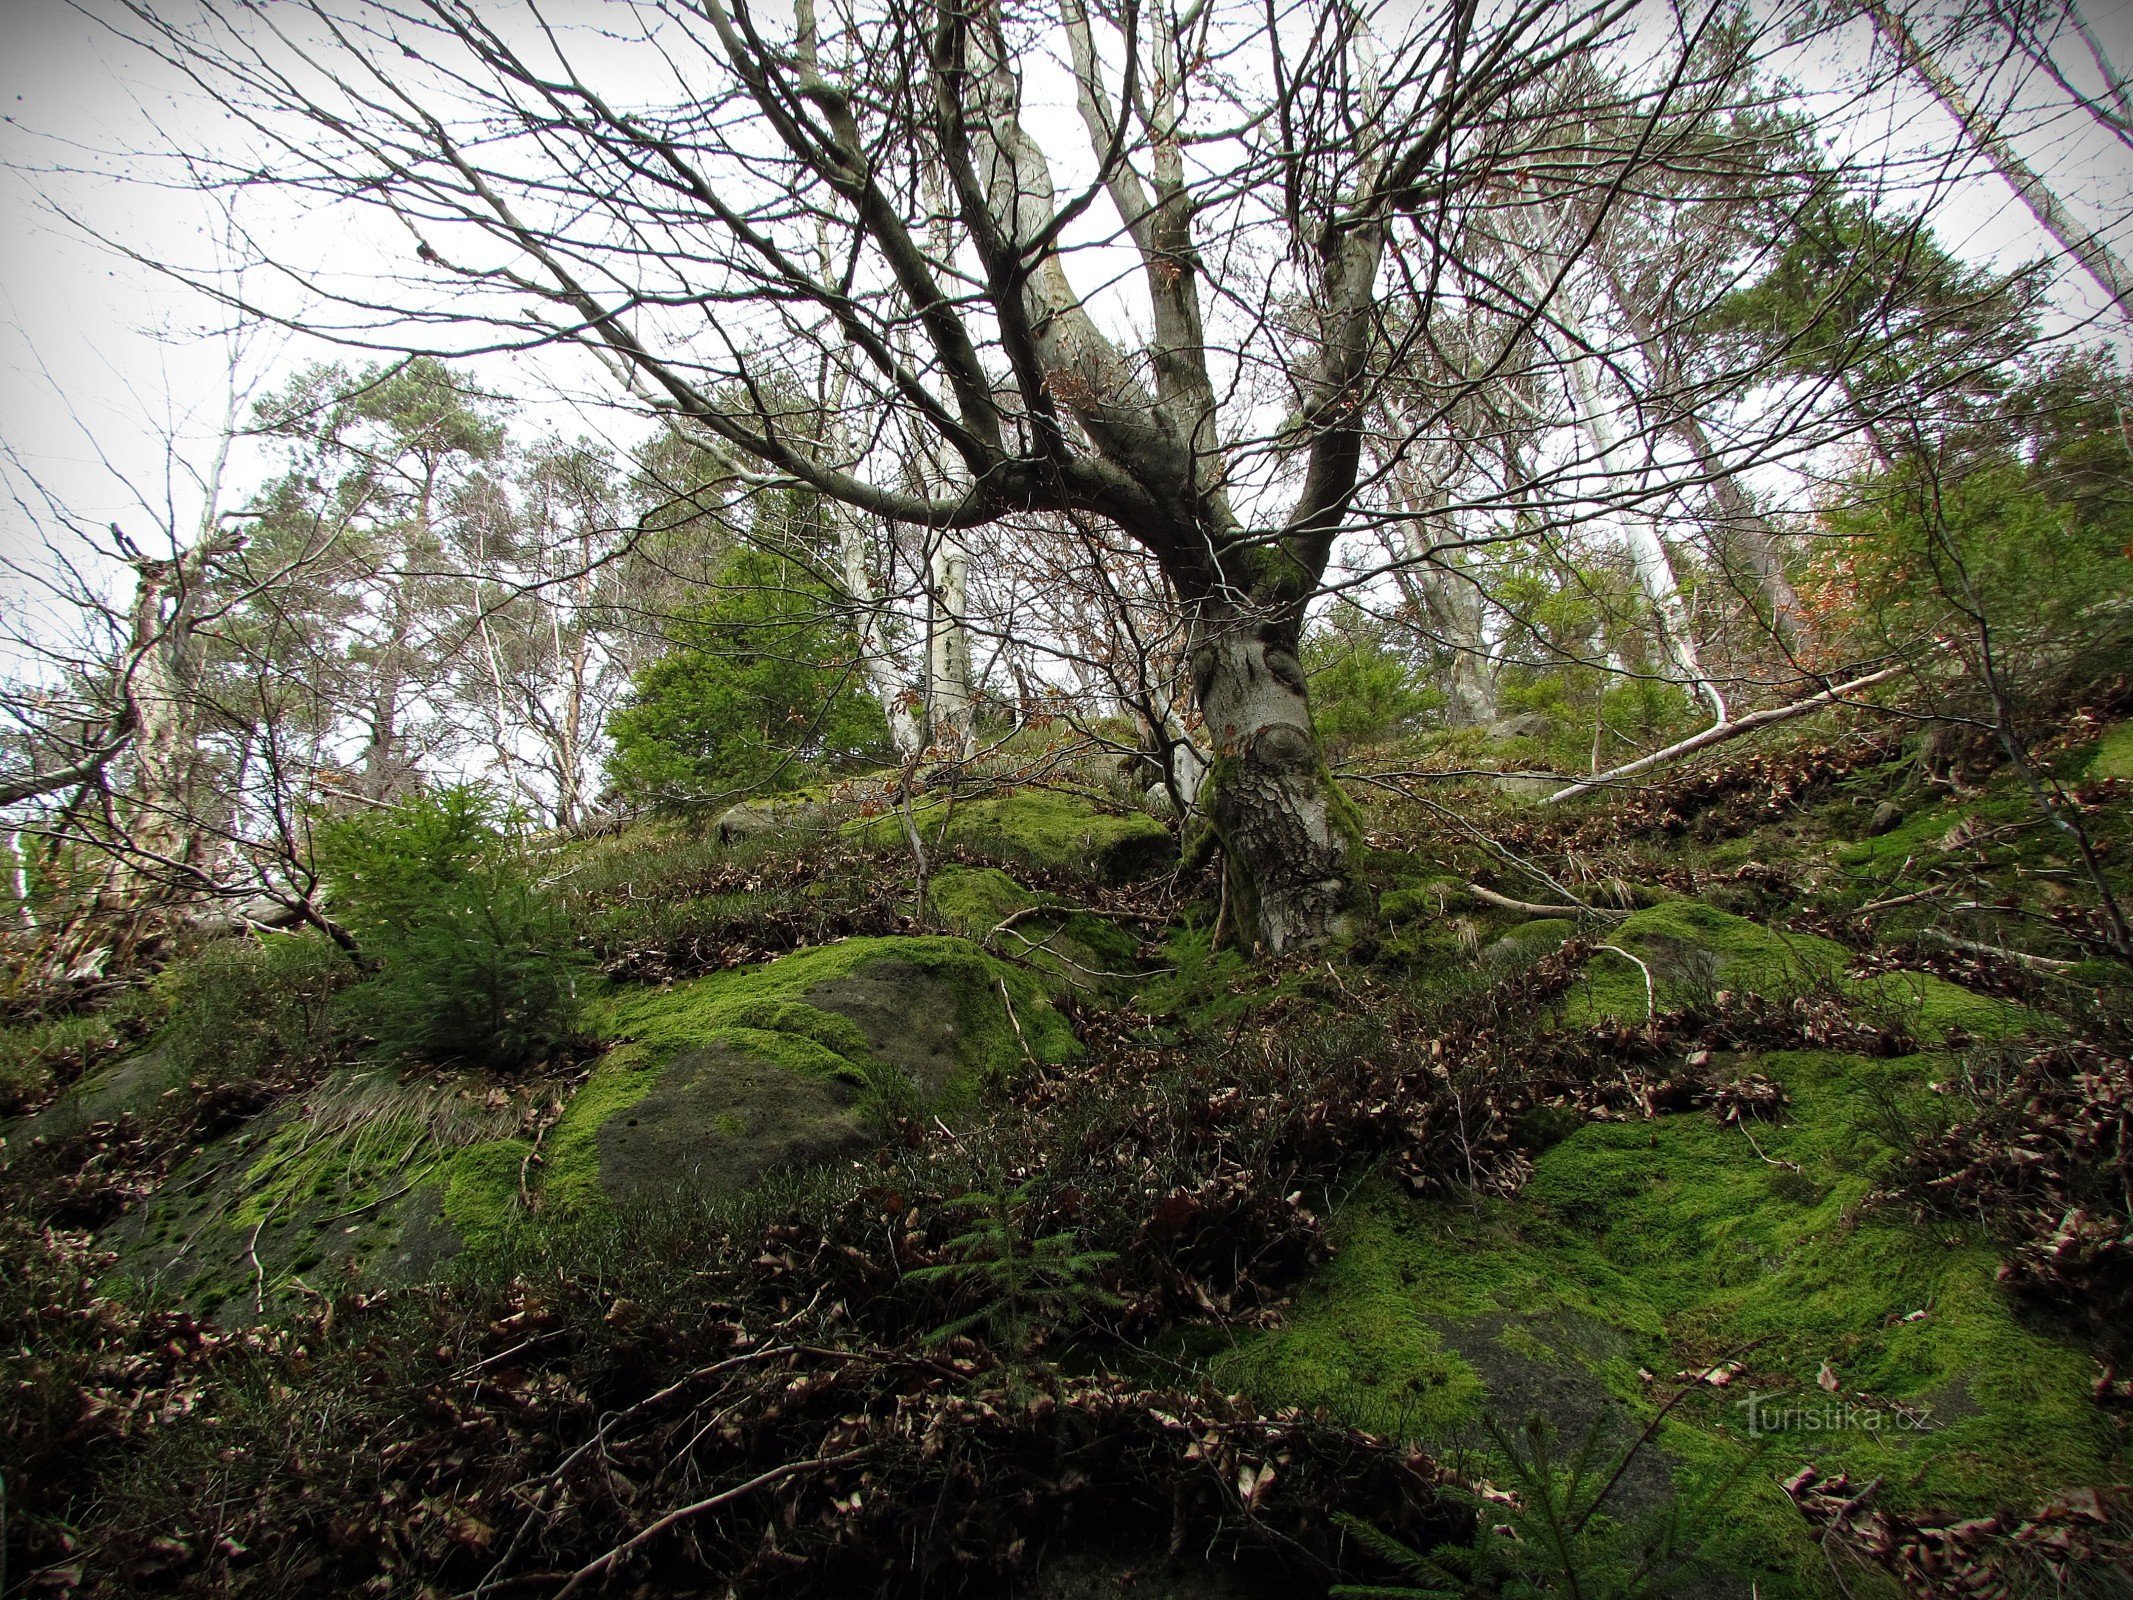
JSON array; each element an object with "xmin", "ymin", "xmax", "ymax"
[
  {"xmin": 838, "ymin": 514, "xmax": 923, "ymax": 756},
  {"xmin": 1872, "ymin": 0, "xmax": 2133, "ymax": 320},
  {"xmin": 9, "ymin": 830, "xmax": 33, "ymax": 929},
  {"xmin": 1381, "ymin": 440, "xmax": 1496, "ymax": 726},
  {"xmin": 1587, "ymin": 249, "xmax": 1809, "ymax": 652},
  {"xmin": 1515, "ymin": 246, "xmax": 1723, "ymax": 720},
  {"xmin": 2066, "ymin": 0, "xmax": 2133, "ymax": 128},
  {"xmin": 1540, "ymin": 663, "xmax": 1908, "ymax": 805},
  {"xmin": 927, "ymin": 530, "xmax": 976, "ymax": 758}
]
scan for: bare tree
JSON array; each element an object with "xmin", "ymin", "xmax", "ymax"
[{"xmin": 115, "ymin": 0, "xmax": 1741, "ymax": 951}]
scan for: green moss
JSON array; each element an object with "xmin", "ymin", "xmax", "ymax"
[
  {"xmin": 1564, "ymin": 902, "xmax": 2025, "ymax": 1041},
  {"xmin": 2089, "ymin": 721, "xmax": 2133, "ymax": 779},
  {"xmin": 593, "ymin": 935, "xmax": 1072, "ymax": 1075},
  {"xmin": 1220, "ymin": 1048, "xmax": 2123, "ymax": 1595},
  {"xmin": 846, "ymin": 792, "xmax": 1174, "ymax": 883},
  {"xmin": 929, "ymin": 865, "xmax": 1041, "ymax": 937},
  {"xmin": 544, "ymin": 936, "xmax": 1075, "ymax": 1213},
  {"xmin": 0, "ymin": 989, "xmax": 163, "ymax": 1111},
  {"xmin": 1832, "ymin": 791, "xmax": 2032, "ymax": 882},
  {"xmin": 439, "ymin": 1138, "xmax": 533, "ymax": 1244},
  {"xmin": 1378, "ymin": 886, "xmax": 1435, "ymax": 925},
  {"xmin": 541, "ymin": 1042, "xmax": 665, "ymax": 1214},
  {"xmin": 231, "ymin": 1108, "xmax": 437, "ymax": 1232}
]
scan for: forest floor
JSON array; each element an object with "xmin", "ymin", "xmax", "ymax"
[{"xmin": 3, "ymin": 692, "xmax": 2131, "ymax": 1599}]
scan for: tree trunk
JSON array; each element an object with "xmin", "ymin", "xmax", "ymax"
[
  {"xmin": 927, "ymin": 529, "xmax": 976, "ymax": 758},
  {"xmin": 123, "ymin": 547, "xmax": 227, "ymax": 885},
  {"xmin": 1189, "ymin": 607, "xmax": 1370, "ymax": 955},
  {"xmin": 1588, "ymin": 248, "xmax": 1810, "ymax": 653},
  {"xmin": 1871, "ymin": 0, "xmax": 2133, "ymax": 320}
]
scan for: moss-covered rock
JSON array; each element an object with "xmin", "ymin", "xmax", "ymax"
[
  {"xmin": 1221, "ymin": 1048, "xmax": 2126, "ymax": 1596},
  {"xmin": 928, "ymin": 865, "xmax": 1144, "ymax": 993},
  {"xmin": 847, "ymin": 791, "xmax": 1175, "ymax": 884},
  {"xmin": 1567, "ymin": 900, "xmax": 2023, "ymax": 1040},
  {"xmin": 929, "ymin": 864, "xmax": 1040, "ymax": 936},
  {"xmin": 98, "ymin": 937, "xmax": 1078, "ymax": 1311},
  {"xmin": 100, "ymin": 1069, "xmax": 526, "ymax": 1317},
  {"xmin": 3, "ymin": 1046, "xmax": 183, "ymax": 1155},
  {"xmin": 542, "ymin": 935, "xmax": 1075, "ymax": 1215}
]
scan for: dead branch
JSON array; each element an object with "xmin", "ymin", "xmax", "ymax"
[{"xmin": 1541, "ymin": 665, "xmax": 1912, "ymax": 806}]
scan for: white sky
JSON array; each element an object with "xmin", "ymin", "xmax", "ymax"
[{"xmin": 1, "ymin": 0, "xmax": 2130, "ymax": 639}]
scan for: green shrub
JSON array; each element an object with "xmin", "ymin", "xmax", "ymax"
[
  {"xmin": 1810, "ymin": 351, "xmax": 2133, "ymax": 704},
  {"xmin": 1304, "ymin": 608, "xmax": 1437, "ymax": 760},
  {"xmin": 159, "ymin": 931, "xmax": 355, "ymax": 1084},
  {"xmin": 316, "ymin": 786, "xmax": 585, "ymax": 1072},
  {"xmin": 605, "ymin": 537, "xmax": 890, "ymax": 810}
]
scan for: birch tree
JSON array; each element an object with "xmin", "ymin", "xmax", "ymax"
[{"xmin": 1869, "ymin": 0, "xmax": 2133, "ymax": 319}]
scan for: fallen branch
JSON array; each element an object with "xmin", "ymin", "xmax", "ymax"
[
  {"xmin": 1541, "ymin": 665, "xmax": 1910, "ymax": 807},
  {"xmin": 1468, "ymin": 883, "xmax": 1629, "ymax": 922},
  {"xmin": 1916, "ymin": 928, "xmax": 2079, "ymax": 973},
  {"xmin": 550, "ymin": 1447, "xmax": 870, "ymax": 1598},
  {"xmin": 1593, "ymin": 944, "xmax": 1657, "ymax": 1021}
]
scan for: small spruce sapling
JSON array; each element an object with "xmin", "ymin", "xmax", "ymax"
[
  {"xmin": 906, "ymin": 1174, "xmax": 1119, "ymax": 1358},
  {"xmin": 1332, "ymin": 1411, "xmax": 1761, "ymax": 1600}
]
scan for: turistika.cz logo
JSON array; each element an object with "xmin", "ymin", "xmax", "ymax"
[{"xmin": 1734, "ymin": 1392, "xmax": 1936, "ymax": 1439}]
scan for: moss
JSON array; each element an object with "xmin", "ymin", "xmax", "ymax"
[
  {"xmin": 1564, "ymin": 902, "xmax": 2026, "ymax": 1041},
  {"xmin": 540, "ymin": 1042, "xmax": 665, "ymax": 1214},
  {"xmin": 847, "ymin": 792, "xmax": 1174, "ymax": 883},
  {"xmin": 1832, "ymin": 791, "xmax": 2032, "ymax": 882},
  {"xmin": 1220, "ymin": 1048, "xmax": 2123, "ymax": 1594},
  {"xmin": 593, "ymin": 935, "xmax": 1073, "ymax": 1076},
  {"xmin": 1378, "ymin": 887, "xmax": 1434, "ymax": 925},
  {"xmin": 930, "ymin": 865, "xmax": 1041, "ymax": 937},
  {"xmin": 2089, "ymin": 721, "xmax": 2133, "ymax": 779},
  {"xmin": 438, "ymin": 1138, "xmax": 533, "ymax": 1244},
  {"xmin": 230, "ymin": 1107, "xmax": 437, "ymax": 1232},
  {"xmin": 544, "ymin": 936, "xmax": 1075, "ymax": 1213}
]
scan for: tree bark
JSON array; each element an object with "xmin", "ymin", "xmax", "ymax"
[
  {"xmin": 121, "ymin": 539, "xmax": 236, "ymax": 886},
  {"xmin": 927, "ymin": 528, "xmax": 976, "ymax": 758},
  {"xmin": 1189, "ymin": 605, "xmax": 1370, "ymax": 956},
  {"xmin": 1871, "ymin": 0, "xmax": 2133, "ymax": 320},
  {"xmin": 1587, "ymin": 248, "xmax": 1810, "ymax": 653}
]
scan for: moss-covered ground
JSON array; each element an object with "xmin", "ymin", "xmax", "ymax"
[
  {"xmin": 1219, "ymin": 1043, "xmax": 2124, "ymax": 1595},
  {"xmin": 845, "ymin": 789, "xmax": 1176, "ymax": 882},
  {"xmin": 9, "ymin": 715, "xmax": 2128, "ymax": 1597}
]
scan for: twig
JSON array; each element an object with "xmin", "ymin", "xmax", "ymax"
[
  {"xmin": 549, "ymin": 1448, "xmax": 869, "ymax": 1598},
  {"xmin": 1850, "ymin": 887, "xmax": 1944, "ymax": 917},
  {"xmin": 246, "ymin": 1193, "xmax": 284, "ymax": 1315},
  {"xmin": 467, "ymin": 1347, "xmax": 797, "ymax": 1598},
  {"xmin": 1593, "ymin": 945, "xmax": 1657, "ymax": 1021},
  {"xmin": 1916, "ymin": 928, "xmax": 2078, "ymax": 972},
  {"xmin": 994, "ymin": 975, "xmax": 1035, "ymax": 1066},
  {"xmin": 1736, "ymin": 1121, "xmax": 1802, "ymax": 1173}
]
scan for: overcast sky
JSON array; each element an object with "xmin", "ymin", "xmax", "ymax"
[{"xmin": 2, "ymin": 0, "xmax": 2130, "ymax": 633}]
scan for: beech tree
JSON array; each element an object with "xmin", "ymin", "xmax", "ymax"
[{"xmin": 117, "ymin": 0, "xmax": 1745, "ymax": 953}]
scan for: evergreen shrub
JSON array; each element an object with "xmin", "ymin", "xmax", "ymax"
[{"xmin": 316, "ymin": 786, "xmax": 584, "ymax": 1072}]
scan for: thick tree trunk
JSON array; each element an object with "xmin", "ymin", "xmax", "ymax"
[
  {"xmin": 122, "ymin": 545, "xmax": 230, "ymax": 886},
  {"xmin": 1189, "ymin": 608, "xmax": 1371, "ymax": 955}
]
